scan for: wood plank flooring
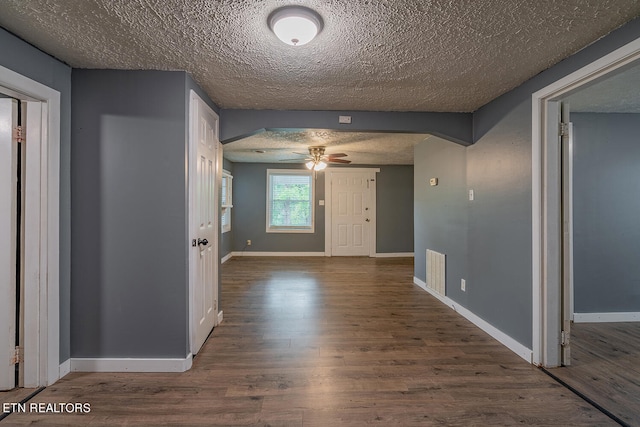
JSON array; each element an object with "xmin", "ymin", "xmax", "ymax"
[
  {"xmin": 0, "ymin": 257, "xmax": 616, "ymax": 426},
  {"xmin": 0, "ymin": 388, "xmax": 39, "ymax": 409},
  {"xmin": 550, "ymin": 322, "xmax": 640, "ymax": 426}
]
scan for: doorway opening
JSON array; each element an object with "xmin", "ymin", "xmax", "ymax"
[
  {"xmin": 533, "ymin": 36, "xmax": 640, "ymax": 368},
  {"xmin": 551, "ymin": 58, "xmax": 640, "ymax": 426},
  {"xmin": 533, "ymin": 36, "xmax": 640, "ymax": 426}
]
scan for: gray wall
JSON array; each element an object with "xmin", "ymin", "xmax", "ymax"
[
  {"xmin": 414, "ymin": 138, "xmax": 468, "ymax": 305},
  {"xmin": 376, "ymin": 165, "xmax": 414, "ymax": 253},
  {"xmin": 71, "ymin": 70, "xmax": 190, "ymax": 358},
  {"xmin": 231, "ymin": 163, "xmax": 414, "ymax": 254},
  {"xmin": 466, "ymin": 101, "xmax": 533, "ymax": 346},
  {"xmin": 572, "ymin": 113, "xmax": 640, "ymax": 313},
  {"xmin": 0, "ymin": 28, "xmax": 72, "ymax": 362},
  {"xmin": 414, "ymin": 102, "xmax": 532, "ymax": 347},
  {"xmin": 468, "ymin": 18, "xmax": 640, "ymax": 347},
  {"xmin": 232, "ymin": 163, "xmax": 326, "ymax": 253},
  {"xmin": 415, "ymin": 18, "xmax": 640, "ymax": 349}
]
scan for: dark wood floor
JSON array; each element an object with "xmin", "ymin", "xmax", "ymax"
[
  {"xmin": 551, "ymin": 322, "xmax": 640, "ymax": 426},
  {"xmin": 1, "ymin": 257, "xmax": 615, "ymax": 426}
]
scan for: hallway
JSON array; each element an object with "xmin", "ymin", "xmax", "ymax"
[{"xmin": 1, "ymin": 257, "xmax": 614, "ymax": 426}]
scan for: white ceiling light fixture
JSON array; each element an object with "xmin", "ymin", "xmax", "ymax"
[
  {"xmin": 306, "ymin": 160, "xmax": 327, "ymax": 171},
  {"xmin": 304, "ymin": 147, "xmax": 337, "ymax": 171},
  {"xmin": 268, "ymin": 6, "xmax": 323, "ymax": 46}
]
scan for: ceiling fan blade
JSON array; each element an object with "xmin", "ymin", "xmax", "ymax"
[
  {"xmin": 326, "ymin": 153, "xmax": 348, "ymax": 158},
  {"xmin": 280, "ymin": 158, "xmax": 309, "ymax": 162},
  {"xmin": 329, "ymin": 158, "xmax": 351, "ymax": 164}
]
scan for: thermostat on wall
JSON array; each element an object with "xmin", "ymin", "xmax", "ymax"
[{"xmin": 429, "ymin": 178, "xmax": 438, "ymax": 186}]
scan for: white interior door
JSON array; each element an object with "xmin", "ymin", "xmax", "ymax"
[
  {"xmin": 0, "ymin": 98, "xmax": 18, "ymax": 390},
  {"xmin": 331, "ymin": 171, "xmax": 373, "ymax": 256},
  {"xmin": 190, "ymin": 92, "xmax": 219, "ymax": 355}
]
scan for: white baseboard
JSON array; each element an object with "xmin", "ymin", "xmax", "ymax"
[
  {"xmin": 414, "ymin": 277, "xmax": 533, "ymax": 364},
  {"xmin": 59, "ymin": 359, "xmax": 71, "ymax": 378},
  {"xmin": 574, "ymin": 312, "xmax": 640, "ymax": 323},
  {"xmin": 231, "ymin": 251, "xmax": 325, "ymax": 257},
  {"xmin": 70, "ymin": 354, "xmax": 193, "ymax": 373},
  {"xmin": 375, "ymin": 252, "xmax": 414, "ymax": 258},
  {"xmin": 218, "ymin": 311, "xmax": 224, "ymax": 324},
  {"xmin": 221, "ymin": 253, "xmax": 233, "ymax": 264}
]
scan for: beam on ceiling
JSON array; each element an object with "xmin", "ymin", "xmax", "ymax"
[{"xmin": 219, "ymin": 109, "xmax": 473, "ymax": 146}]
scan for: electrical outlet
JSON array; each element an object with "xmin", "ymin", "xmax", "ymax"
[
  {"xmin": 246, "ymin": 240, "xmax": 252, "ymax": 246},
  {"xmin": 461, "ymin": 279, "xmax": 466, "ymax": 292}
]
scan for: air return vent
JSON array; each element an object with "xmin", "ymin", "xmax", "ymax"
[{"xmin": 426, "ymin": 249, "xmax": 446, "ymax": 296}]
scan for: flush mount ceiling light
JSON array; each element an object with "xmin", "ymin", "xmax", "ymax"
[{"xmin": 268, "ymin": 6, "xmax": 323, "ymax": 46}]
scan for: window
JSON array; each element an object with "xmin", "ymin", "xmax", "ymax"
[
  {"xmin": 266, "ymin": 169, "xmax": 314, "ymax": 233},
  {"xmin": 221, "ymin": 170, "xmax": 233, "ymax": 233}
]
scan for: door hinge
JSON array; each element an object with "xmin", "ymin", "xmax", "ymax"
[
  {"xmin": 559, "ymin": 122, "xmax": 569, "ymax": 137},
  {"xmin": 13, "ymin": 126, "xmax": 24, "ymax": 143},
  {"xmin": 561, "ymin": 331, "xmax": 570, "ymax": 346},
  {"xmin": 10, "ymin": 346, "xmax": 23, "ymax": 365}
]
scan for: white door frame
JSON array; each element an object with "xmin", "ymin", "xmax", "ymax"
[
  {"xmin": 188, "ymin": 90, "xmax": 220, "ymax": 355},
  {"xmin": 324, "ymin": 168, "xmax": 380, "ymax": 257},
  {"xmin": 0, "ymin": 98, "xmax": 18, "ymax": 391},
  {"xmin": 0, "ymin": 65, "xmax": 60, "ymax": 386},
  {"xmin": 531, "ymin": 37, "xmax": 640, "ymax": 367}
]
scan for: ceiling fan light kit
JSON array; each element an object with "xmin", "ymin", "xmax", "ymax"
[
  {"xmin": 268, "ymin": 6, "xmax": 323, "ymax": 46},
  {"xmin": 304, "ymin": 146, "xmax": 350, "ymax": 171}
]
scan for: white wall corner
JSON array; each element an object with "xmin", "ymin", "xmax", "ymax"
[{"xmin": 218, "ymin": 311, "xmax": 224, "ymax": 324}]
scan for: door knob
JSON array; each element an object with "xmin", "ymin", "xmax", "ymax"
[
  {"xmin": 365, "ymin": 218, "xmax": 370, "ymax": 222},
  {"xmin": 197, "ymin": 238, "xmax": 209, "ymax": 246}
]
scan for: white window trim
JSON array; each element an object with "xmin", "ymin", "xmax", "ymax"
[
  {"xmin": 266, "ymin": 169, "xmax": 315, "ymax": 233},
  {"xmin": 221, "ymin": 169, "xmax": 232, "ymax": 233}
]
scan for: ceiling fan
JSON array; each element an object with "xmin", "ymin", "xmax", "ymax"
[{"xmin": 302, "ymin": 146, "xmax": 351, "ymax": 170}]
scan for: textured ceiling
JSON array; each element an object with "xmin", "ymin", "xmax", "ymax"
[
  {"xmin": 223, "ymin": 129, "xmax": 431, "ymax": 165},
  {"xmin": 1, "ymin": 0, "xmax": 640, "ymax": 113},
  {"xmin": 2, "ymin": 1, "xmax": 639, "ymax": 165}
]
